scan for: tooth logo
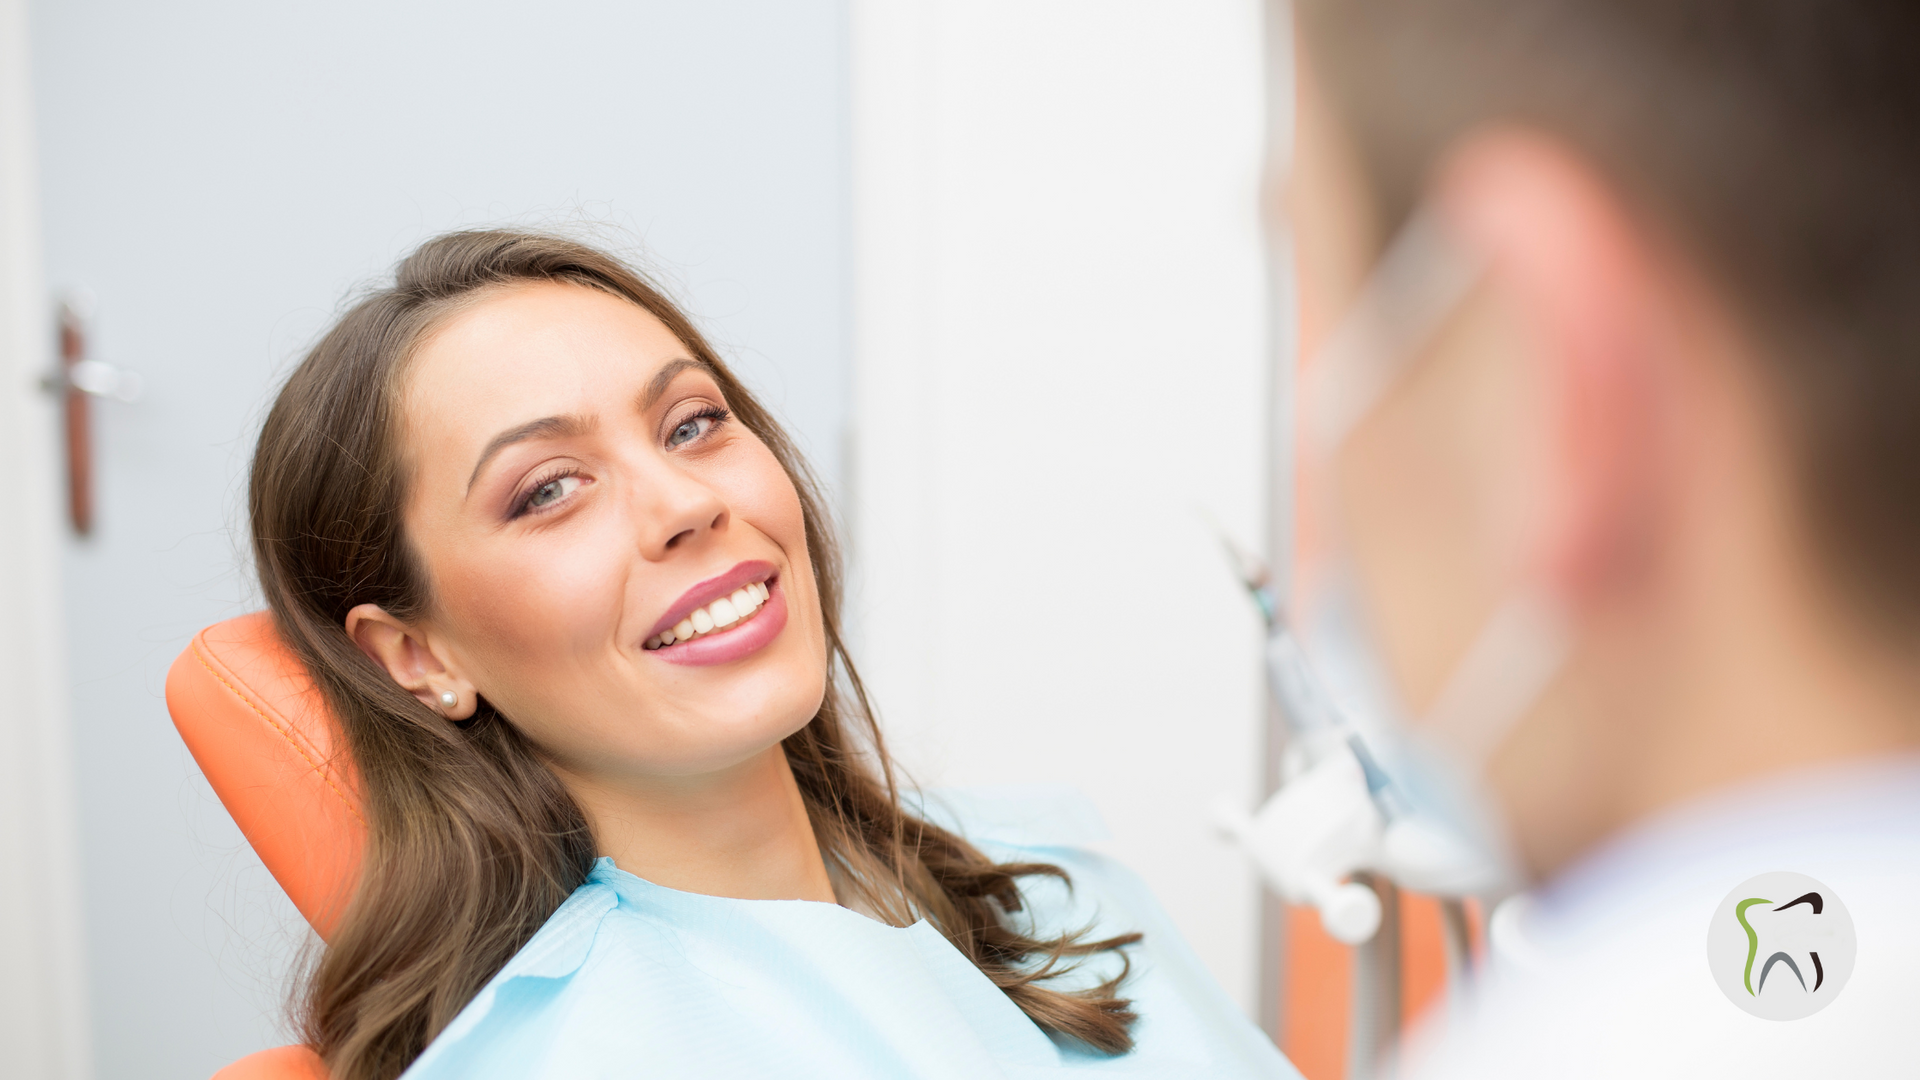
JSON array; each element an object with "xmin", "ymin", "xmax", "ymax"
[{"xmin": 1707, "ymin": 871, "xmax": 1855, "ymax": 1020}]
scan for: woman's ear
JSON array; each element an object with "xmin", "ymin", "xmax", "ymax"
[{"xmin": 343, "ymin": 604, "xmax": 478, "ymax": 720}]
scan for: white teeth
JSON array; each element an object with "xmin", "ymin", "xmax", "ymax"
[{"xmin": 648, "ymin": 580, "xmax": 773, "ymax": 650}]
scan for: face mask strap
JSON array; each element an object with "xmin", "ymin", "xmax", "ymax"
[
  {"xmin": 1309, "ymin": 207, "xmax": 1486, "ymax": 460},
  {"xmin": 1304, "ymin": 203, "xmax": 1570, "ymax": 778},
  {"xmin": 1421, "ymin": 591, "xmax": 1574, "ymax": 774}
]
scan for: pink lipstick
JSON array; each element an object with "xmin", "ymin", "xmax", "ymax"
[{"xmin": 643, "ymin": 560, "xmax": 786, "ymax": 667}]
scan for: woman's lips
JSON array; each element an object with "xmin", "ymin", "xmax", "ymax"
[
  {"xmin": 644, "ymin": 577, "xmax": 771, "ymax": 650},
  {"xmin": 648, "ymin": 578, "xmax": 787, "ymax": 667},
  {"xmin": 645, "ymin": 559, "xmax": 777, "ymax": 642}
]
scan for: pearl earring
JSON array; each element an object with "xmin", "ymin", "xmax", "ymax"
[{"xmin": 438, "ymin": 690, "xmax": 458, "ymax": 709}]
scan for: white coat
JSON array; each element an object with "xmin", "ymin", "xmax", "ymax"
[{"xmin": 1403, "ymin": 755, "xmax": 1920, "ymax": 1079}]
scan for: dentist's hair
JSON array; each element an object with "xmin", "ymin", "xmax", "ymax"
[
  {"xmin": 1300, "ymin": 0, "xmax": 1920, "ymax": 636},
  {"xmin": 249, "ymin": 229, "xmax": 1138, "ymax": 1080}
]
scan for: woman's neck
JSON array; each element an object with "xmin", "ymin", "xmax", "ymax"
[{"xmin": 556, "ymin": 745, "xmax": 837, "ymax": 903}]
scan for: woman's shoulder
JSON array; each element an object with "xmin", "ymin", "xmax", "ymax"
[
  {"xmin": 913, "ymin": 784, "xmax": 1183, "ymax": 948},
  {"xmin": 919, "ymin": 785, "xmax": 1301, "ymax": 1078},
  {"xmin": 398, "ymin": 873, "xmax": 623, "ymax": 1077},
  {"xmin": 914, "ymin": 785, "xmax": 1142, "ymax": 945}
]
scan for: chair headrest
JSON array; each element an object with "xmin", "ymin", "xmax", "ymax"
[{"xmin": 166, "ymin": 612, "xmax": 365, "ymax": 940}]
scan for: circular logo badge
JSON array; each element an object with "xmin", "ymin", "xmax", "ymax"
[{"xmin": 1706, "ymin": 871, "xmax": 1855, "ymax": 1020}]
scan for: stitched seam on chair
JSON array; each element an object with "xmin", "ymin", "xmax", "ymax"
[{"xmin": 191, "ymin": 638, "xmax": 366, "ymax": 826}]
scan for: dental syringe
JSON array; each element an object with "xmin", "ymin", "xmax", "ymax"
[
  {"xmin": 1215, "ymin": 533, "xmax": 1404, "ymax": 814},
  {"xmin": 1211, "ymin": 532, "xmax": 1399, "ymax": 944}
]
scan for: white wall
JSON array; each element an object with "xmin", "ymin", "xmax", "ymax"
[
  {"xmin": 30, "ymin": 2, "xmax": 850, "ymax": 1076},
  {"xmin": 0, "ymin": 3, "xmax": 89, "ymax": 1077},
  {"xmin": 850, "ymin": 0, "xmax": 1272, "ymax": 1011}
]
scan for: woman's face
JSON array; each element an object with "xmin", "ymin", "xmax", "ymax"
[{"xmin": 389, "ymin": 282, "xmax": 828, "ymax": 781}]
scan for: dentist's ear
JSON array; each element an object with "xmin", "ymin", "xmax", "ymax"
[
  {"xmin": 1432, "ymin": 129, "xmax": 1679, "ymax": 608},
  {"xmin": 344, "ymin": 604, "xmax": 478, "ymax": 721}
]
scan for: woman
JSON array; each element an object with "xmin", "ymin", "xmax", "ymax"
[{"xmin": 249, "ymin": 230, "xmax": 1292, "ymax": 1079}]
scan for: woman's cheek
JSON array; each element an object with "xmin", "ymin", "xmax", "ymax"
[
  {"xmin": 710, "ymin": 440, "xmax": 811, "ymax": 560},
  {"xmin": 760, "ymin": 472, "xmax": 819, "ymax": 617},
  {"xmin": 446, "ymin": 533, "xmax": 627, "ymax": 662}
]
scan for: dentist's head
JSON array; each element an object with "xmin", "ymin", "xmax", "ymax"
[{"xmin": 1285, "ymin": 0, "xmax": 1920, "ymax": 880}]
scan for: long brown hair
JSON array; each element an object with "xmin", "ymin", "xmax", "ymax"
[{"xmin": 250, "ymin": 229, "xmax": 1139, "ymax": 1080}]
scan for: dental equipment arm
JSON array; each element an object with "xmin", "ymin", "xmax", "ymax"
[{"xmin": 1211, "ymin": 537, "xmax": 1494, "ymax": 944}]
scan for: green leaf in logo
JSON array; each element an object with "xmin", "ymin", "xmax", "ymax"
[{"xmin": 1737, "ymin": 898, "xmax": 1772, "ymax": 995}]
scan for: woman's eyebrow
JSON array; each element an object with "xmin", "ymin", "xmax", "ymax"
[
  {"xmin": 466, "ymin": 414, "xmax": 596, "ymax": 495},
  {"xmin": 637, "ymin": 357, "xmax": 711, "ymax": 411}
]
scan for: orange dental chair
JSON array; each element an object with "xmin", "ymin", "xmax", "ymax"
[{"xmin": 165, "ymin": 613, "xmax": 359, "ymax": 1080}]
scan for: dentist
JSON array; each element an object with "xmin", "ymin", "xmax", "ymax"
[{"xmin": 1280, "ymin": 1, "xmax": 1920, "ymax": 1075}]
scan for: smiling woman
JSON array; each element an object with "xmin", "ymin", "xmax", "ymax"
[{"xmin": 247, "ymin": 231, "xmax": 1292, "ymax": 1080}]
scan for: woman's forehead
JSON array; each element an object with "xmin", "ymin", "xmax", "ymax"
[
  {"xmin": 403, "ymin": 283, "xmax": 693, "ymax": 453},
  {"xmin": 414, "ymin": 283, "xmax": 683, "ymax": 393}
]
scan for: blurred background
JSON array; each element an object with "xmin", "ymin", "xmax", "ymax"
[{"xmin": 0, "ymin": 1, "xmax": 1274, "ymax": 1077}]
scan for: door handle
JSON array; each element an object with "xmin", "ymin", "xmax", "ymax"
[
  {"xmin": 40, "ymin": 296, "xmax": 142, "ymax": 536},
  {"xmin": 64, "ymin": 358, "xmax": 145, "ymax": 402}
]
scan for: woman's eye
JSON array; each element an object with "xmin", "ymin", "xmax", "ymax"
[
  {"xmin": 668, "ymin": 414, "xmax": 713, "ymax": 447},
  {"xmin": 525, "ymin": 474, "xmax": 581, "ymax": 510}
]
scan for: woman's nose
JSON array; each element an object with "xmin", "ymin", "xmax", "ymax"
[{"xmin": 631, "ymin": 462, "xmax": 729, "ymax": 559}]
